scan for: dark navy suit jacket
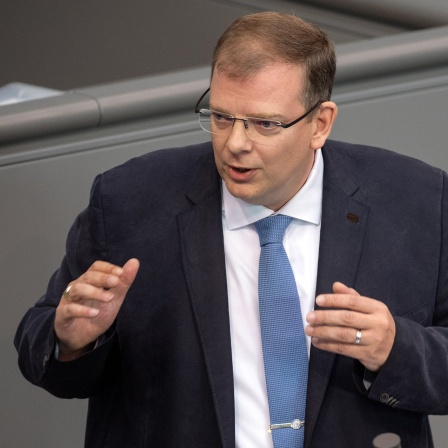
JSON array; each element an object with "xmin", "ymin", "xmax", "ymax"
[{"xmin": 15, "ymin": 140, "xmax": 448, "ymax": 447}]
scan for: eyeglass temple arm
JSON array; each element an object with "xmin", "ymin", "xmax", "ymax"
[
  {"xmin": 195, "ymin": 87, "xmax": 211, "ymax": 113},
  {"xmin": 281, "ymin": 100, "xmax": 322, "ymax": 128}
]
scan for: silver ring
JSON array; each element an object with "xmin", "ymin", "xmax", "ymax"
[
  {"xmin": 63, "ymin": 284, "xmax": 72, "ymax": 301},
  {"xmin": 355, "ymin": 329, "xmax": 362, "ymax": 345}
]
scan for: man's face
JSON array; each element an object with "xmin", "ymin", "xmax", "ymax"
[{"xmin": 210, "ymin": 64, "xmax": 320, "ymax": 211}]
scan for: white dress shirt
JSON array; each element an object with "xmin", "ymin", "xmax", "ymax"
[{"xmin": 223, "ymin": 149, "xmax": 324, "ymax": 448}]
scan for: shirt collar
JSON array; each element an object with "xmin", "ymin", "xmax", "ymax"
[{"xmin": 223, "ymin": 149, "xmax": 323, "ymax": 230}]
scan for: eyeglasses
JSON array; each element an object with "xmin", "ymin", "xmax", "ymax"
[{"xmin": 194, "ymin": 87, "xmax": 321, "ymax": 144}]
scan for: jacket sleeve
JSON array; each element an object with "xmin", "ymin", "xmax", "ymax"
[
  {"xmin": 14, "ymin": 174, "xmax": 121, "ymax": 398},
  {"xmin": 355, "ymin": 170, "xmax": 448, "ymax": 414}
]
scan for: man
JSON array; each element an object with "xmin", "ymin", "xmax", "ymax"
[{"xmin": 15, "ymin": 12, "xmax": 448, "ymax": 448}]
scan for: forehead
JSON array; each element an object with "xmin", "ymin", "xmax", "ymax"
[{"xmin": 210, "ymin": 64, "xmax": 304, "ymax": 114}]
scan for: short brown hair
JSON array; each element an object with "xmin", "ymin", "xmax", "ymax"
[{"xmin": 212, "ymin": 12, "xmax": 336, "ymax": 110}]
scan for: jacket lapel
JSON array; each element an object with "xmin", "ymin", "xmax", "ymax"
[
  {"xmin": 177, "ymin": 152, "xmax": 236, "ymax": 448},
  {"xmin": 175, "ymin": 142, "xmax": 371, "ymax": 448},
  {"xmin": 304, "ymin": 144, "xmax": 370, "ymax": 447}
]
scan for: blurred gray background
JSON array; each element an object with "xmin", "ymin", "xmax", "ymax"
[{"xmin": 1, "ymin": 0, "xmax": 447, "ymax": 446}]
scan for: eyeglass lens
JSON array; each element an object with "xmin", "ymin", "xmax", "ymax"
[{"xmin": 199, "ymin": 110, "xmax": 283, "ymax": 144}]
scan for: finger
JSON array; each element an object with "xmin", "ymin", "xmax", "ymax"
[
  {"xmin": 315, "ymin": 292, "xmax": 375, "ymax": 314},
  {"xmin": 75, "ymin": 260, "xmax": 125, "ymax": 290},
  {"xmin": 310, "ymin": 337, "xmax": 367, "ymax": 361},
  {"xmin": 88, "ymin": 260, "xmax": 125, "ymax": 276},
  {"xmin": 306, "ymin": 308, "xmax": 369, "ymax": 328},
  {"xmin": 62, "ymin": 301, "xmax": 100, "ymax": 319},
  {"xmin": 332, "ymin": 282, "xmax": 360, "ymax": 296},
  {"xmin": 79, "ymin": 269, "xmax": 122, "ymax": 290},
  {"xmin": 85, "ymin": 259, "xmax": 140, "ymax": 309},
  {"xmin": 81, "ymin": 259, "xmax": 139, "ymax": 291},
  {"xmin": 62, "ymin": 284, "xmax": 74, "ymax": 302},
  {"xmin": 310, "ymin": 331, "xmax": 387, "ymax": 372},
  {"xmin": 63, "ymin": 282, "xmax": 115, "ymax": 303},
  {"xmin": 306, "ymin": 324, "xmax": 365, "ymax": 345}
]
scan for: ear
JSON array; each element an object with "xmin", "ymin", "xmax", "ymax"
[{"xmin": 310, "ymin": 101, "xmax": 338, "ymax": 150}]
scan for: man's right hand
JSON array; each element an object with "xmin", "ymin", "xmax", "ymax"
[{"xmin": 54, "ymin": 258, "xmax": 140, "ymax": 361}]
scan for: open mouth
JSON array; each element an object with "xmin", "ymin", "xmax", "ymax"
[{"xmin": 227, "ymin": 165, "xmax": 255, "ymax": 180}]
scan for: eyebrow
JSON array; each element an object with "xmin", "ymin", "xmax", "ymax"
[{"xmin": 209, "ymin": 103, "xmax": 286, "ymax": 121}]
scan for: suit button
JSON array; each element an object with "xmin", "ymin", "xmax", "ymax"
[
  {"xmin": 380, "ymin": 393, "xmax": 390, "ymax": 403},
  {"xmin": 42, "ymin": 353, "xmax": 50, "ymax": 369}
]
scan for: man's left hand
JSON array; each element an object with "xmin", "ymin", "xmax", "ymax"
[{"xmin": 305, "ymin": 282, "xmax": 396, "ymax": 372}]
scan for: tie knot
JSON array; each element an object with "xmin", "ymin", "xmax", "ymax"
[{"xmin": 254, "ymin": 214, "xmax": 292, "ymax": 246}]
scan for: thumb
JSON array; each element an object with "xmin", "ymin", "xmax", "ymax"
[
  {"xmin": 120, "ymin": 258, "xmax": 140, "ymax": 288},
  {"xmin": 112, "ymin": 258, "xmax": 140, "ymax": 301}
]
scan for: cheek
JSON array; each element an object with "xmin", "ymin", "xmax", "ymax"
[
  {"xmin": 268, "ymin": 144, "xmax": 313, "ymax": 184},
  {"xmin": 263, "ymin": 144, "xmax": 297, "ymax": 174},
  {"xmin": 212, "ymin": 139, "xmax": 224, "ymax": 162}
]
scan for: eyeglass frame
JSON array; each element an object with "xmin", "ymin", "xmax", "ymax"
[{"xmin": 194, "ymin": 87, "xmax": 322, "ymax": 132}]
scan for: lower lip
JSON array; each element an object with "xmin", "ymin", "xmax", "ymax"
[{"xmin": 228, "ymin": 166, "xmax": 256, "ymax": 182}]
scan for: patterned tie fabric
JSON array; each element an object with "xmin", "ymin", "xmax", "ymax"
[{"xmin": 255, "ymin": 214, "xmax": 308, "ymax": 448}]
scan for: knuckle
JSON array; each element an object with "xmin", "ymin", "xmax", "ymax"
[
  {"xmin": 372, "ymin": 299, "xmax": 387, "ymax": 313},
  {"xmin": 80, "ymin": 270, "xmax": 91, "ymax": 284},
  {"xmin": 347, "ymin": 295, "xmax": 359, "ymax": 308},
  {"xmin": 342, "ymin": 310, "xmax": 357, "ymax": 325},
  {"xmin": 378, "ymin": 315, "xmax": 389, "ymax": 330},
  {"xmin": 90, "ymin": 260, "xmax": 102, "ymax": 270},
  {"xmin": 64, "ymin": 283, "xmax": 77, "ymax": 301},
  {"xmin": 341, "ymin": 327, "xmax": 353, "ymax": 342},
  {"xmin": 335, "ymin": 342, "xmax": 347, "ymax": 354},
  {"xmin": 64, "ymin": 302, "xmax": 75, "ymax": 317}
]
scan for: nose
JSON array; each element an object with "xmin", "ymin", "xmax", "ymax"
[
  {"xmin": 225, "ymin": 119, "xmax": 253, "ymax": 154},
  {"xmin": 233, "ymin": 117, "xmax": 249, "ymax": 130}
]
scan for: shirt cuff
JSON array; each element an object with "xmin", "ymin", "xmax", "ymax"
[{"xmin": 54, "ymin": 339, "xmax": 99, "ymax": 360}]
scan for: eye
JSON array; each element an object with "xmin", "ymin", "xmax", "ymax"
[
  {"xmin": 252, "ymin": 119, "xmax": 279, "ymax": 130},
  {"xmin": 212, "ymin": 111, "xmax": 233, "ymax": 123}
]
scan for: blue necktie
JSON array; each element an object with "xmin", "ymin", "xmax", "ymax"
[{"xmin": 255, "ymin": 214, "xmax": 308, "ymax": 448}]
